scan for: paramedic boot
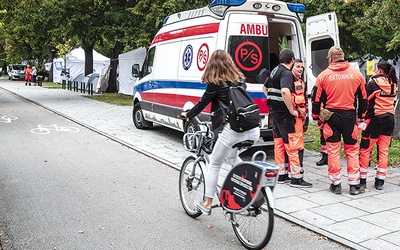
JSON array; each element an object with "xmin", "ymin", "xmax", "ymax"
[
  {"xmin": 316, "ymin": 152, "xmax": 328, "ymax": 166},
  {"xmin": 330, "ymin": 183, "xmax": 342, "ymax": 195},
  {"xmin": 374, "ymin": 178, "xmax": 384, "ymax": 190},
  {"xmin": 277, "ymin": 174, "xmax": 290, "ymax": 184},
  {"xmin": 360, "ymin": 178, "xmax": 366, "ymax": 193},
  {"xmin": 349, "ymin": 185, "xmax": 361, "ymax": 195}
]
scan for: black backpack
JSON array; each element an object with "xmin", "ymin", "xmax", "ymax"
[{"xmin": 225, "ymin": 82, "xmax": 260, "ymax": 132}]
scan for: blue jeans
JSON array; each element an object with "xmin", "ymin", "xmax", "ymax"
[{"xmin": 205, "ymin": 123, "xmax": 260, "ymax": 198}]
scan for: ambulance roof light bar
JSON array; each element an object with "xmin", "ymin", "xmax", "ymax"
[
  {"xmin": 287, "ymin": 3, "xmax": 306, "ymax": 22},
  {"xmin": 208, "ymin": 0, "xmax": 246, "ymax": 17}
]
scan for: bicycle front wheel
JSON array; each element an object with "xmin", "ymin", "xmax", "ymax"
[
  {"xmin": 230, "ymin": 187, "xmax": 274, "ymax": 250},
  {"xmin": 178, "ymin": 156, "xmax": 206, "ymax": 218}
]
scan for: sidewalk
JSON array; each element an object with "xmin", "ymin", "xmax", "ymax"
[{"xmin": 1, "ymin": 80, "xmax": 400, "ymax": 250}]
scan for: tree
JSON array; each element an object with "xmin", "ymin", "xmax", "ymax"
[
  {"xmin": 300, "ymin": 0, "xmax": 372, "ymax": 61},
  {"xmin": 100, "ymin": 0, "xmax": 142, "ymax": 93},
  {"xmin": 353, "ymin": 0, "xmax": 400, "ymax": 62}
]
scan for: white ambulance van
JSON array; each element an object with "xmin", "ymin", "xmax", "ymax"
[{"xmin": 132, "ymin": 0, "xmax": 339, "ymax": 141}]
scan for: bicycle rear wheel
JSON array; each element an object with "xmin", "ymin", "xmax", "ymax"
[
  {"xmin": 230, "ymin": 187, "xmax": 274, "ymax": 250},
  {"xmin": 178, "ymin": 156, "xmax": 206, "ymax": 218}
]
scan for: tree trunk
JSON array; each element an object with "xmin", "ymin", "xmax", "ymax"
[
  {"xmin": 1, "ymin": 62, "xmax": 6, "ymax": 75},
  {"xmin": 83, "ymin": 45, "xmax": 94, "ymax": 76},
  {"xmin": 46, "ymin": 45, "xmax": 55, "ymax": 82},
  {"xmin": 106, "ymin": 41, "xmax": 124, "ymax": 93}
]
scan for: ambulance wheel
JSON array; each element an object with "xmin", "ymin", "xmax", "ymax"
[{"xmin": 133, "ymin": 103, "xmax": 152, "ymax": 129}]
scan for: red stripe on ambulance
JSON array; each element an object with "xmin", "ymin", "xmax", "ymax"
[
  {"xmin": 151, "ymin": 23, "xmax": 220, "ymax": 45},
  {"xmin": 142, "ymin": 91, "xmax": 269, "ymax": 114}
]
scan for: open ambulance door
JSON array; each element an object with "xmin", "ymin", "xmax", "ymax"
[{"xmin": 305, "ymin": 12, "xmax": 339, "ymax": 123}]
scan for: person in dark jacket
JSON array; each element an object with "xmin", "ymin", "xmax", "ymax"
[
  {"xmin": 181, "ymin": 50, "xmax": 260, "ymax": 215},
  {"xmin": 264, "ymin": 49, "xmax": 313, "ymax": 188}
]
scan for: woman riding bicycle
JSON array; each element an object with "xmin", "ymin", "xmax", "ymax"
[{"xmin": 181, "ymin": 50, "xmax": 260, "ymax": 215}]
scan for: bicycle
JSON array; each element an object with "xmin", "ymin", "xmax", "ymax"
[{"xmin": 178, "ymin": 116, "xmax": 279, "ymax": 250}]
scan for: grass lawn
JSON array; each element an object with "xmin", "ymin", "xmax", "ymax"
[
  {"xmin": 85, "ymin": 93, "xmax": 133, "ymax": 106},
  {"xmin": 41, "ymin": 82, "xmax": 133, "ymax": 106},
  {"xmin": 305, "ymin": 124, "xmax": 400, "ymax": 167},
  {"xmin": 41, "ymin": 82, "xmax": 63, "ymax": 89}
]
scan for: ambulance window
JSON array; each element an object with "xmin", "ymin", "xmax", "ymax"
[
  {"xmin": 142, "ymin": 47, "xmax": 156, "ymax": 77},
  {"xmin": 228, "ymin": 36, "xmax": 269, "ymax": 84},
  {"xmin": 310, "ymin": 38, "xmax": 334, "ymax": 77}
]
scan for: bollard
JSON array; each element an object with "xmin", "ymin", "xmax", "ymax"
[
  {"xmin": 62, "ymin": 79, "xmax": 66, "ymax": 89},
  {"xmin": 74, "ymin": 81, "xmax": 77, "ymax": 92},
  {"xmin": 90, "ymin": 83, "xmax": 93, "ymax": 95},
  {"xmin": 67, "ymin": 81, "xmax": 72, "ymax": 91},
  {"xmin": 37, "ymin": 76, "xmax": 43, "ymax": 86}
]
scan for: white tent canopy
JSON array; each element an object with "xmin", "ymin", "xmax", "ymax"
[
  {"xmin": 50, "ymin": 47, "xmax": 110, "ymax": 92},
  {"xmin": 117, "ymin": 47, "xmax": 146, "ymax": 95}
]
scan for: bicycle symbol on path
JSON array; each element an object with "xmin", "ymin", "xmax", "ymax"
[
  {"xmin": 30, "ymin": 124, "xmax": 80, "ymax": 135},
  {"xmin": 0, "ymin": 116, "xmax": 18, "ymax": 123}
]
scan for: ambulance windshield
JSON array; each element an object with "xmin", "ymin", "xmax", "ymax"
[{"xmin": 228, "ymin": 36, "xmax": 270, "ymax": 84}]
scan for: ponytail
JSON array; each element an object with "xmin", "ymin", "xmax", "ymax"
[
  {"xmin": 377, "ymin": 60, "xmax": 398, "ymax": 84},
  {"xmin": 388, "ymin": 66, "xmax": 398, "ymax": 84}
]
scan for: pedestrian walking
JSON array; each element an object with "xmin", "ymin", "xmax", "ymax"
[
  {"xmin": 359, "ymin": 60, "xmax": 398, "ymax": 190},
  {"xmin": 311, "ymin": 46, "xmax": 367, "ymax": 195},
  {"xmin": 263, "ymin": 49, "xmax": 312, "ymax": 188},
  {"xmin": 31, "ymin": 66, "xmax": 37, "ymax": 85},
  {"xmin": 24, "ymin": 64, "xmax": 32, "ymax": 86}
]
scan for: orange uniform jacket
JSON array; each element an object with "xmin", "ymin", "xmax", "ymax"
[{"xmin": 312, "ymin": 61, "xmax": 367, "ymax": 120}]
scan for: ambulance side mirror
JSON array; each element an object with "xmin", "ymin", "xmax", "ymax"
[{"xmin": 132, "ymin": 64, "xmax": 141, "ymax": 77}]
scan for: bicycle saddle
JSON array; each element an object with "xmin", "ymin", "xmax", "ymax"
[{"xmin": 232, "ymin": 140, "xmax": 254, "ymax": 149}]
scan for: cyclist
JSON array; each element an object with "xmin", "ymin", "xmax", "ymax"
[{"xmin": 181, "ymin": 50, "xmax": 260, "ymax": 215}]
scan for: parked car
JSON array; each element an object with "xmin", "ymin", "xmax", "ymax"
[{"xmin": 7, "ymin": 64, "xmax": 26, "ymax": 80}]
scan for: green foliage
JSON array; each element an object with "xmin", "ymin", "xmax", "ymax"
[
  {"xmin": 353, "ymin": 0, "xmax": 400, "ymax": 62},
  {"xmin": 1, "ymin": 0, "xmax": 399, "ymax": 75}
]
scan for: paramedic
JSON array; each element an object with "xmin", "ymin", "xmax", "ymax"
[
  {"xmin": 24, "ymin": 64, "xmax": 32, "ymax": 86},
  {"xmin": 274, "ymin": 59, "xmax": 308, "ymax": 184},
  {"xmin": 311, "ymin": 46, "xmax": 367, "ymax": 195},
  {"xmin": 263, "ymin": 49, "xmax": 312, "ymax": 188},
  {"xmin": 291, "ymin": 59, "xmax": 308, "ymax": 175},
  {"xmin": 181, "ymin": 50, "xmax": 260, "ymax": 215},
  {"xmin": 359, "ymin": 60, "xmax": 398, "ymax": 190}
]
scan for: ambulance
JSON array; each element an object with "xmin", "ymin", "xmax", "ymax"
[{"xmin": 132, "ymin": 0, "xmax": 339, "ymax": 141}]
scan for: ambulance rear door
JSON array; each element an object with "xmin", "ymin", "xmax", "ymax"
[
  {"xmin": 225, "ymin": 13, "xmax": 270, "ymax": 135},
  {"xmin": 305, "ymin": 12, "xmax": 340, "ymax": 95}
]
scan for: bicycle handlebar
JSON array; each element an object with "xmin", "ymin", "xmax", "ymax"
[{"xmin": 180, "ymin": 112, "xmax": 212, "ymax": 128}]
